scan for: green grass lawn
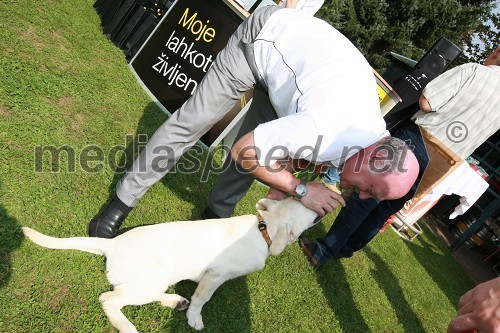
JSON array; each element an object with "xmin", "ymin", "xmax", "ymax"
[{"xmin": 0, "ymin": 1, "xmax": 475, "ymax": 332}]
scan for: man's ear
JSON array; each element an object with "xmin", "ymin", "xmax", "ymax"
[
  {"xmin": 370, "ymin": 145, "xmax": 391, "ymax": 160},
  {"xmin": 368, "ymin": 146, "xmax": 392, "ymax": 172}
]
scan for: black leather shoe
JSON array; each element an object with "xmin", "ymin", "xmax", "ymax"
[
  {"xmin": 201, "ymin": 207, "xmax": 221, "ymax": 219},
  {"xmin": 88, "ymin": 196, "xmax": 132, "ymax": 238},
  {"xmin": 299, "ymin": 236, "xmax": 322, "ymax": 270}
]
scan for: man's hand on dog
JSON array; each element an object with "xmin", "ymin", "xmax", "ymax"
[
  {"xmin": 301, "ymin": 182, "xmax": 345, "ymax": 216},
  {"xmin": 266, "ymin": 182, "xmax": 345, "ymax": 216}
]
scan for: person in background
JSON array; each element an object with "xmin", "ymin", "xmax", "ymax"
[
  {"xmin": 448, "ymin": 277, "xmax": 500, "ymax": 333},
  {"xmin": 88, "ymin": 6, "xmax": 419, "ymax": 238},
  {"xmin": 321, "ymin": 66, "xmax": 437, "ymax": 195},
  {"xmin": 299, "ymin": 47, "xmax": 500, "ymax": 269}
]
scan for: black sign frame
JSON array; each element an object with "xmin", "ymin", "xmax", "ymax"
[{"xmin": 129, "ymin": 0, "xmax": 249, "ymax": 147}]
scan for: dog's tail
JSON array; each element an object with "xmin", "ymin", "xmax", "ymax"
[{"xmin": 22, "ymin": 227, "xmax": 110, "ymax": 255}]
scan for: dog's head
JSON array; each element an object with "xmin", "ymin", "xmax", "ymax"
[{"xmin": 256, "ymin": 197, "xmax": 319, "ymax": 256}]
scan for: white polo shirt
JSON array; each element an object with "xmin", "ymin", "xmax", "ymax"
[{"xmin": 252, "ymin": 9, "xmax": 388, "ymax": 167}]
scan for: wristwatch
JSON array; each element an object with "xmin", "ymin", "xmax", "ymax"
[{"xmin": 294, "ymin": 178, "xmax": 308, "ymax": 200}]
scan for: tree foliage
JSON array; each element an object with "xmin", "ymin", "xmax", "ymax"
[{"xmin": 317, "ymin": 0, "xmax": 499, "ymax": 71}]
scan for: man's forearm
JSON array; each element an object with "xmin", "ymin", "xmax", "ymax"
[
  {"xmin": 419, "ymin": 95, "xmax": 432, "ymax": 112},
  {"xmin": 252, "ymin": 164, "xmax": 300, "ymax": 195},
  {"xmin": 234, "ymin": 148, "xmax": 300, "ymax": 195},
  {"xmin": 231, "ymin": 131, "xmax": 345, "ymax": 216},
  {"xmin": 231, "ymin": 132, "xmax": 299, "ymax": 194}
]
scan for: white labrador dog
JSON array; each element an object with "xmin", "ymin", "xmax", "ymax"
[{"xmin": 22, "ymin": 197, "xmax": 318, "ymax": 332}]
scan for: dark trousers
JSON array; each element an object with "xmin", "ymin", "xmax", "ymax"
[{"xmin": 313, "ymin": 124, "xmax": 430, "ymax": 264}]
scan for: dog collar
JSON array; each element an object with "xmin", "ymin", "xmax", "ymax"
[{"xmin": 258, "ymin": 214, "xmax": 272, "ymax": 248}]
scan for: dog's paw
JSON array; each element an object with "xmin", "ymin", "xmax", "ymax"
[
  {"xmin": 159, "ymin": 294, "xmax": 190, "ymax": 310},
  {"xmin": 99, "ymin": 291, "xmax": 113, "ymax": 303},
  {"xmin": 187, "ymin": 310, "xmax": 204, "ymax": 330},
  {"xmin": 175, "ymin": 298, "xmax": 190, "ymax": 311}
]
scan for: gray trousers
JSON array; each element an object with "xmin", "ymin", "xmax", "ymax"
[
  {"xmin": 116, "ymin": 6, "xmax": 280, "ymax": 207},
  {"xmin": 207, "ymin": 89, "xmax": 278, "ymax": 217}
]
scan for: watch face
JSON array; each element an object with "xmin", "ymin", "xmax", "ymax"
[{"xmin": 296, "ymin": 184, "xmax": 307, "ymax": 197}]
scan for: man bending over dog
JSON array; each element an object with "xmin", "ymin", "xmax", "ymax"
[{"xmin": 88, "ymin": 5, "xmax": 419, "ymax": 238}]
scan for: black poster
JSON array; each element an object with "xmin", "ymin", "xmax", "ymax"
[{"xmin": 129, "ymin": 0, "xmax": 246, "ymax": 146}]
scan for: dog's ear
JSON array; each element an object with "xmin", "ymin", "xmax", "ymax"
[
  {"xmin": 256, "ymin": 199, "xmax": 267, "ymax": 215},
  {"xmin": 256, "ymin": 198, "xmax": 278, "ymax": 214},
  {"xmin": 269, "ymin": 223, "xmax": 291, "ymax": 256}
]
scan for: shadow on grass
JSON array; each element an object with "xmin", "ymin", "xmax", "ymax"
[
  {"xmin": 0, "ymin": 203, "xmax": 23, "ymax": 289},
  {"xmin": 403, "ymin": 226, "xmax": 474, "ymax": 307},
  {"xmin": 306, "ymin": 221, "xmax": 370, "ymax": 332},
  {"xmin": 164, "ymin": 278, "xmax": 252, "ymax": 333},
  {"xmin": 308, "ymin": 218, "xmax": 423, "ymax": 332},
  {"xmin": 363, "ymin": 247, "xmax": 425, "ymax": 332},
  {"xmin": 315, "ymin": 260, "xmax": 371, "ymax": 332}
]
